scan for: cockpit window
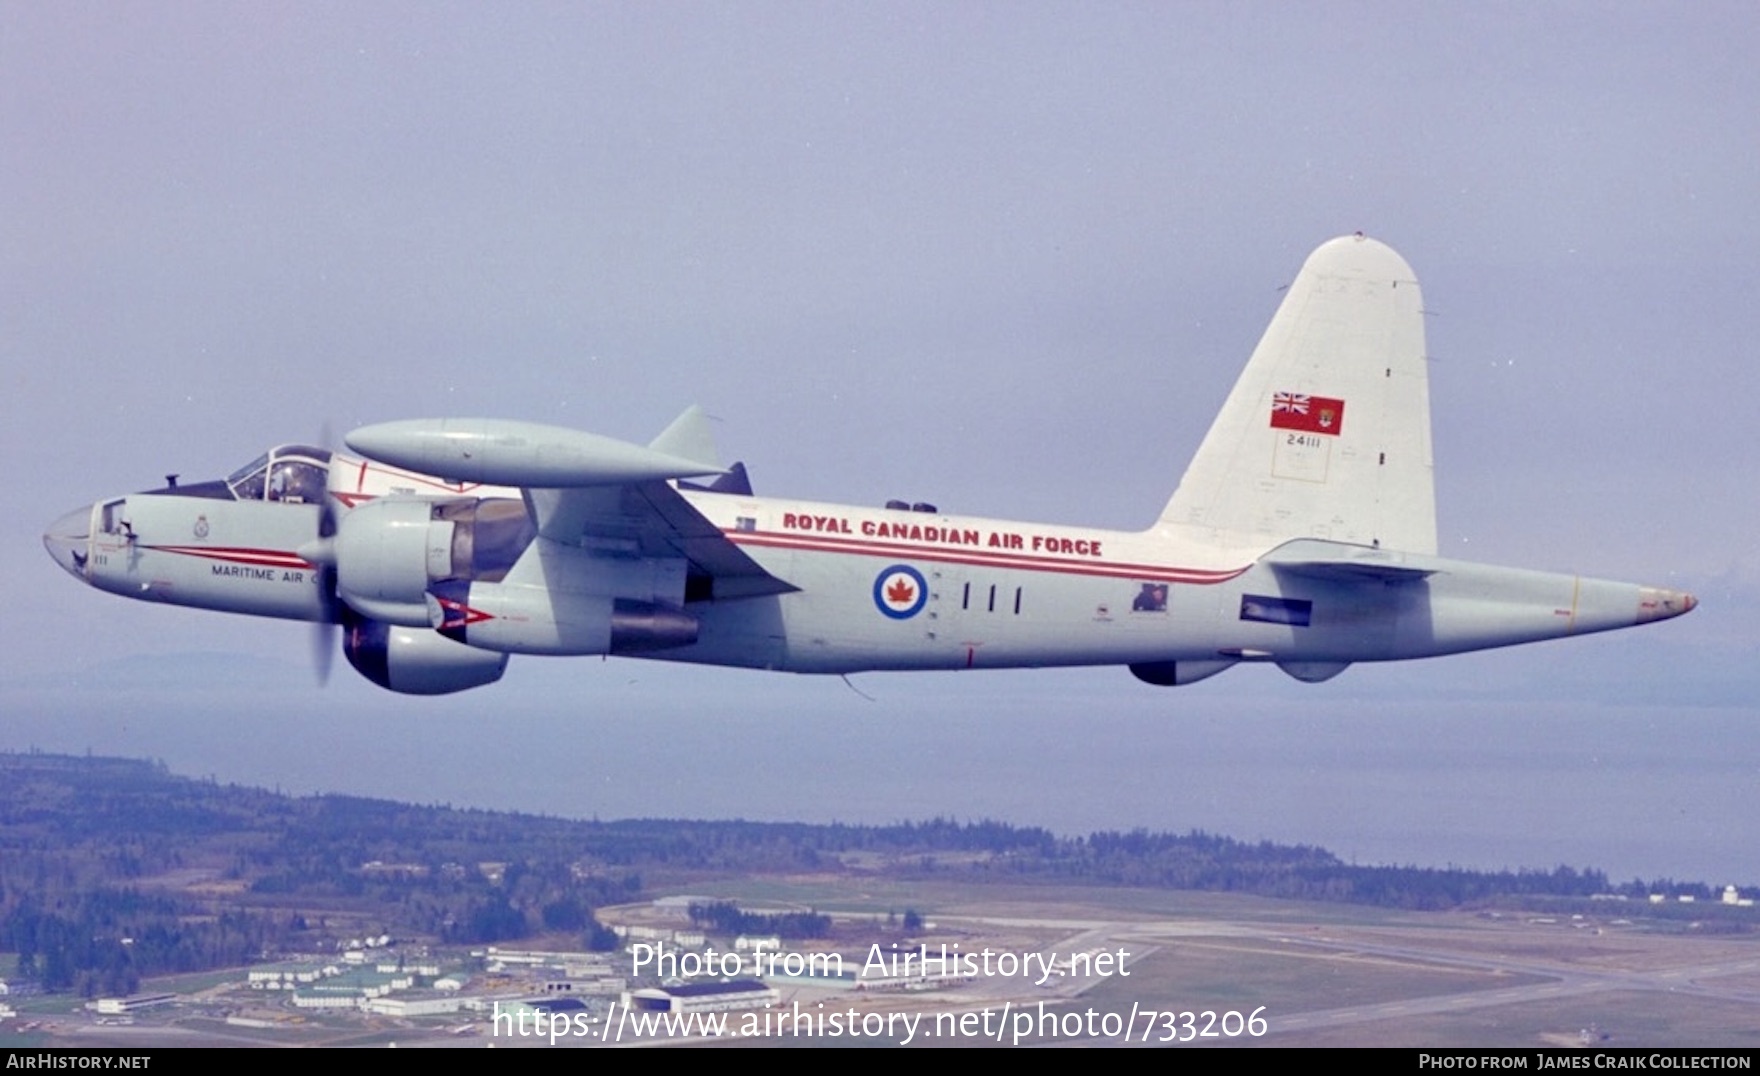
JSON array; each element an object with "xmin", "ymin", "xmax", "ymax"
[
  {"xmin": 268, "ymin": 446, "xmax": 331, "ymax": 504},
  {"xmin": 227, "ymin": 454, "xmax": 270, "ymax": 501},
  {"xmin": 226, "ymin": 446, "xmax": 332, "ymax": 502}
]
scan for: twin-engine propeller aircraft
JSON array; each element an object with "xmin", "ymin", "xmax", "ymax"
[{"xmin": 44, "ymin": 235, "xmax": 1695, "ymax": 695}]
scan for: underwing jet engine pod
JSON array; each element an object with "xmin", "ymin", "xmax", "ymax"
[{"xmin": 43, "ymin": 235, "xmax": 1696, "ymax": 695}]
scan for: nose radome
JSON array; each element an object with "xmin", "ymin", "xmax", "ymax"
[{"xmin": 44, "ymin": 505, "xmax": 93, "ymax": 580}]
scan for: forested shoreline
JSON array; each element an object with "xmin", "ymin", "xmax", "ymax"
[{"xmin": 0, "ymin": 751, "xmax": 1743, "ymax": 996}]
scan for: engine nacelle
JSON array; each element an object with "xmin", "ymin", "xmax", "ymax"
[
  {"xmin": 335, "ymin": 498, "xmax": 453, "ymax": 625},
  {"xmin": 334, "ymin": 497, "xmax": 535, "ymax": 626},
  {"xmin": 428, "ymin": 580, "xmax": 698, "ymax": 656},
  {"xmin": 343, "ymin": 613, "xmax": 509, "ymax": 695}
]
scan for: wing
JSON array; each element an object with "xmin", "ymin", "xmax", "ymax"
[
  {"xmin": 343, "ymin": 410, "xmax": 794, "ymax": 605},
  {"xmin": 511, "ymin": 481, "xmax": 796, "ymax": 601}
]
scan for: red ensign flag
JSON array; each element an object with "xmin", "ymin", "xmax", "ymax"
[{"xmin": 1269, "ymin": 392, "xmax": 1345, "ymax": 436}]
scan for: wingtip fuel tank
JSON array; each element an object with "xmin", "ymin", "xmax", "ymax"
[{"xmin": 344, "ymin": 418, "xmax": 726, "ymax": 488}]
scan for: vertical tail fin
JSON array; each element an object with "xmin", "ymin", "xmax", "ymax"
[
  {"xmin": 648, "ymin": 404, "xmax": 722, "ymax": 470},
  {"xmin": 1158, "ymin": 234, "xmax": 1436, "ymax": 556}
]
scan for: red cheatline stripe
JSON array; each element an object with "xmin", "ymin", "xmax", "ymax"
[
  {"xmin": 337, "ymin": 460, "xmax": 487, "ymax": 497},
  {"xmin": 726, "ymin": 530, "xmax": 1246, "ymax": 584},
  {"xmin": 149, "ymin": 545, "xmax": 313, "ymax": 570}
]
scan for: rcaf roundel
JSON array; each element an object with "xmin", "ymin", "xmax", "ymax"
[{"xmin": 873, "ymin": 564, "xmax": 928, "ymax": 620}]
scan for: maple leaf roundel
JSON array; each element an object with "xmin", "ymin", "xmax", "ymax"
[{"xmin": 872, "ymin": 564, "xmax": 928, "ymax": 620}]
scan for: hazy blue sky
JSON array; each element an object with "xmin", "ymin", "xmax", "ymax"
[{"xmin": 4, "ymin": 4, "xmax": 1755, "ymax": 883}]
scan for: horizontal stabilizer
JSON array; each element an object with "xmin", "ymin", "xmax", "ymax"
[
  {"xmin": 1270, "ymin": 561, "xmax": 1434, "ymax": 584},
  {"xmin": 1261, "ymin": 538, "xmax": 1435, "ymax": 584}
]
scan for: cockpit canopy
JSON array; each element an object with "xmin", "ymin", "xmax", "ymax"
[{"xmin": 225, "ymin": 445, "xmax": 332, "ymax": 504}]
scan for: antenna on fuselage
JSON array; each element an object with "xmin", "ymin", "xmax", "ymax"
[{"xmin": 839, "ymin": 674, "xmax": 876, "ymax": 703}]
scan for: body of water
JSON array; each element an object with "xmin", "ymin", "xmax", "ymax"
[{"xmin": 8, "ymin": 641, "xmax": 1756, "ymax": 889}]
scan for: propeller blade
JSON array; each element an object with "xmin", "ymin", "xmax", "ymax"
[
  {"xmin": 311, "ymin": 619, "xmax": 336, "ymax": 686},
  {"xmin": 311, "ymin": 417, "xmax": 340, "ymax": 686}
]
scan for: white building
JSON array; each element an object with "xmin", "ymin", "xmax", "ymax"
[
  {"xmin": 366, "ymin": 996, "xmax": 463, "ymax": 1017},
  {"xmin": 735, "ymin": 935, "xmax": 781, "ymax": 953},
  {"xmin": 626, "ymin": 980, "xmax": 778, "ymax": 1015},
  {"xmin": 93, "ymin": 994, "xmax": 175, "ymax": 1014}
]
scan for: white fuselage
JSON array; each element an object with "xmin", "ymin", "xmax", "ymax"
[
  {"xmin": 673, "ymin": 491, "xmax": 1240, "ymax": 673},
  {"xmin": 44, "ymin": 238, "xmax": 1695, "ymax": 694},
  {"xmin": 69, "ymin": 493, "xmax": 332, "ymax": 623},
  {"xmin": 45, "ymin": 461, "xmax": 1680, "ymax": 683},
  {"xmin": 667, "ymin": 490, "xmax": 1674, "ymax": 675}
]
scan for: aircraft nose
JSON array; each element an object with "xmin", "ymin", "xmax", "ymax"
[
  {"xmin": 44, "ymin": 505, "xmax": 93, "ymax": 580},
  {"xmin": 1636, "ymin": 586, "xmax": 1697, "ymax": 624}
]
